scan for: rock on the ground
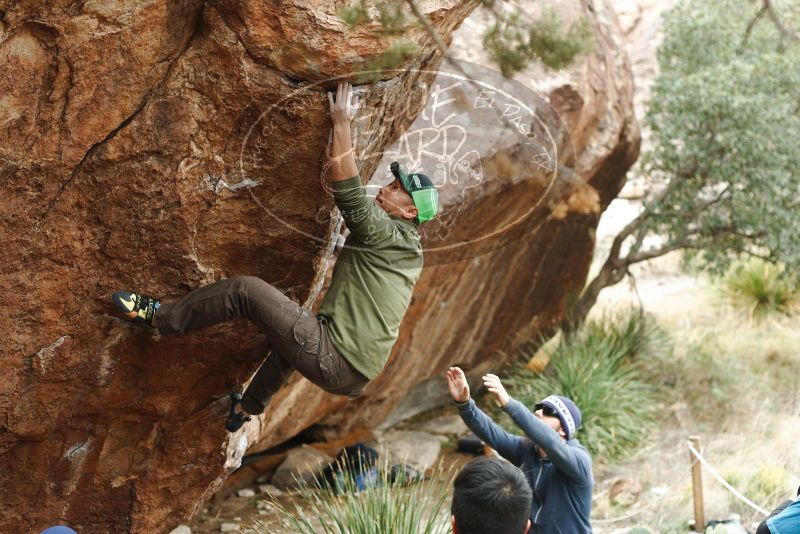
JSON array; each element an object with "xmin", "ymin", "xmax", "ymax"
[
  {"xmin": 609, "ymin": 478, "xmax": 643, "ymax": 507},
  {"xmin": 169, "ymin": 526, "xmax": 192, "ymax": 534},
  {"xmin": 236, "ymin": 489, "xmax": 255, "ymax": 498},
  {"xmin": 220, "ymin": 523, "xmax": 240, "ymax": 533},
  {"xmin": 706, "ymin": 518, "xmax": 748, "ymax": 534},
  {"xmin": 374, "ymin": 431, "xmax": 442, "ymax": 472},
  {"xmin": 417, "ymin": 415, "xmax": 469, "ymax": 436},
  {"xmin": 258, "ymin": 484, "xmax": 283, "ymax": 497},
  {"xmin": 270, "ymin": 445, "xmax": 334, "ymax": 490},
  {"xmin": 378, "ymin": 376, "xmax": 456, "ymax": 430}
]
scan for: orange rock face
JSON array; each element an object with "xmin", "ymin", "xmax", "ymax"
[{"xmin": 0, "ymin": 0, "xmax": 637, "ymax": 532}]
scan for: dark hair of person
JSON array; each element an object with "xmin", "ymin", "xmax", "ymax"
[{"xmin": 451, "ymin": 457, "xmax": 532, "ymax": 534}]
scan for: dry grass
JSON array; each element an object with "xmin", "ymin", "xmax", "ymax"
[{"xmin": 590, "ymin": 257, "xmax": 800, "ymax": 533}]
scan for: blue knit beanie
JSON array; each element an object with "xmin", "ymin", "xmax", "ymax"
[{"xmin": 534, "ymin": 395, "xmax": 582, "ymax": 440}]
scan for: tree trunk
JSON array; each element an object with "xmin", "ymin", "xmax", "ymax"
[{"xmin": 562, "ymin": 255, "xmax": 628, "ymax": 334}]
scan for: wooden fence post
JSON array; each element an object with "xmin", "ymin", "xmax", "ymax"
[{"xmin": 689, "ymin": 435, "xmax": 705, "ymax": 532}]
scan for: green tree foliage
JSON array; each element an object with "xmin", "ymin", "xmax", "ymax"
[
  {"xmin": 644, "ymin": 0, "xmax": 800, "ymax": 272},
  {"xmin": 565, "ymin": 0, "xmax": 800, "ymax": 329},
  {"xmin": 339, "ymin": 0, "xmax": 372, "ymax": 28},
  {"xmin": 339, "ymin": 0, "xmax": 411, "ymax": 34},
  {"xmin": 484, "ymin": 7, "xmax": 593, "ymax": 76},
  {"xmin": 339, "ymin": 1, "xmax": 593, "ymax": 78},
  {"xmin": 356, "ymin": 40, "xmax": 422, "ymax": 83}
]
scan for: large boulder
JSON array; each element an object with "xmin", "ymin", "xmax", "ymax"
[
  {"xmin": 269, "ymin": 444, "xmax": 334, "ymax": 490},
  {"xmin": 0, "ymin": 0, "xmax": 639, "ymax": 532},
  {"xmin": 301, "ymin": 0, "xmax": 640, "ymax": 443},
  {"xmin": 0, "ymin": 1, "xmax": 477, "ymax": 532},
  {"xmin": 371, "ymin": 430, "xmax": 442, "ymax": 472}
]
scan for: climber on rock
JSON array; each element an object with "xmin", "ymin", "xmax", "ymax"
[
  {"xmin": 111, "ymin": 81, "xmax": 439, "ymax": 432},
  {"xmin": 446, "ymin": 367, "xmax": 593, "ymax": 533}
]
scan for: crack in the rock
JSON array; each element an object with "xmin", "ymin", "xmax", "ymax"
[
  {"xmin": 58, "ymin": 55, "xmax": 74, "ymax": 127},
  {"xmin": 34, "ymin": 2, "xmax": 207, "ymax": 229}
]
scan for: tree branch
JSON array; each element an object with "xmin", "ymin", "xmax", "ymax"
[
  {"xmin": 626, "ymin": 267, "xmax": 646, "ymax": 318},
  {"xmin": 403, "ymin": 0, "xmax": 536, "ymax": 144},
  {"xmin": 763, "ymin": 0, "xmax": 799, "ymax": 49},
  {"xmin": 740, "ymin": 5, "xmax": 767, "ymax": 52},
  {"xmin": 626, "ymin": 242, "xmax": 697, "ymax": 264},
  {"xmin": 695, "ymin": 183, "xmax": 731, "ymax": 212},
  {"xmin": 602, "ymin": 170, "xmax": 693, "ymax": 264},
  {"xmin": 741, "ymin": 248, "xmax": 778, "ymax": 263},
  {"xmin": 628, "ymin": 222, "xmax": 649, "ymax": 257}
]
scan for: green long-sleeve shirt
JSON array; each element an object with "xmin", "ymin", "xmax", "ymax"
[{"xmin": 318, "ymin": 176, "xmax": 423, "ymax": 379}]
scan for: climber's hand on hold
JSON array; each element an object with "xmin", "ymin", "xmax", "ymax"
[
  {"xmin": 446, "ymin": 367, "xmax": 470, "ymax": 404},
  {"xmin": 328, "ymin": 81, "xmax": 360, "ymax": 181},
  {"xmin": 328, "ymin": 81, "xmax": 360, "ymax": 126}
]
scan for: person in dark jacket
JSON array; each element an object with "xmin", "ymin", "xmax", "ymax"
[
  {"xmin": 446, "ymin": 366, "xmax": 593, "ymax": 534},
  {"xmin": 756, "ymin": 485, "xmax": 800, "ymax": 534}
]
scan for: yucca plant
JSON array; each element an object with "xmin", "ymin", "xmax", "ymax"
[
  {"xmin": 505, "ymin": 311, "xmax": 664, "ymax": 462},
  {"xmin": 721, "ymin": 259, "xmax": 798, "ymax": 318},
  {"xmin": 246, "ymin": 461, "xmax": 454, "ymax": 534}
]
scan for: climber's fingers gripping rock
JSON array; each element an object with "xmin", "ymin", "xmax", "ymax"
[{"xmin": 328, "ymin": 81, "xmax": 360, "ymax": 125}]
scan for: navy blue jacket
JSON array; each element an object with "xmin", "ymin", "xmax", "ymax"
[{"xmin": 456, "ymin": 398, "xmax": 593, "ymax": 534}]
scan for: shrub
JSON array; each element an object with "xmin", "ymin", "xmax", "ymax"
[
  {"xmin": 746, "ymin": 464, "xmax": 789, "ymax": 506},
  {"xmin": 247, "ymin": 462, "xmax": 453, "ymax": 534},
  {"xmin": 721, "ymin": 259, "xmax": 798, "ymax": 318},
  {"xmin": 720, "ymin": 469, "xmax": 742, "ymax": 491},
  {"xmin": 484, "ymin": 8, "xmax": 594, "ymax": 77},
  {"xmin": 506, "ymin": 311, "xmax": 664, "ymax": 462}
]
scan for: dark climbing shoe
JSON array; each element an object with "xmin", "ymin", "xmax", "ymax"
[
  {"xmin": 226, "ymin": 392, "xmax": 252, "ymax": 432},
  {"xmin": 112, "ymin": 290, "xmax": 159, "ymax": 327}
]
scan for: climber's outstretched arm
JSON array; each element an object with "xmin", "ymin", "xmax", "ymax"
[
  {"xmin": 326, "ymin": 82, "xmax": 395, "ymax": 244},
  {"xmin": 328, "ymin": 82, "xmax": 360, "ymax": 182}
]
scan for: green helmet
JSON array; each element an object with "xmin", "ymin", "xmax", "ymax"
[{"xmin": 390, "ymin": 161, "xmax": 439, "ymax": 224}]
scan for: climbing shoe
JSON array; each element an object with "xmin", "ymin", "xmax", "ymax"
[
  {"xmin": 112, "ymin": 290, "xmax": 159, "ymax": 327},
  {"xmin": 226, "ymin": 392, "xmax": 252, "ymax": 433}
]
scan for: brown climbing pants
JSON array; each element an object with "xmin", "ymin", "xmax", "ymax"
[{"xmin": 154, "ymin": 276, "xmax": 369, "ymax": 415}]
